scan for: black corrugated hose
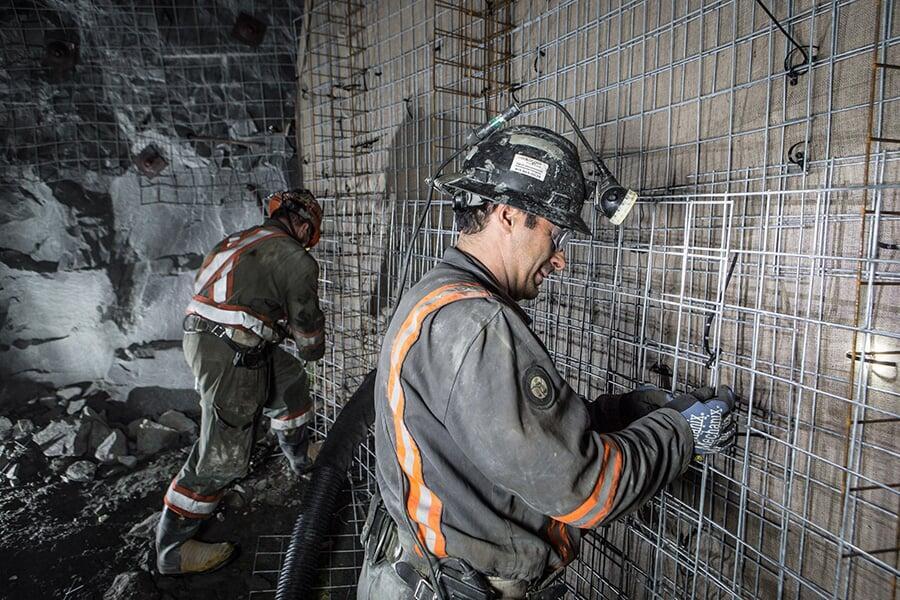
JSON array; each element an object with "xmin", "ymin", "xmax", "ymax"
[{"xmin": 275, "ymin": 369, "xmax": 377, "ymax": 600}]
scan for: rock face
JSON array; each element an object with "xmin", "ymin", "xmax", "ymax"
[{"xmin": 0, "ymin": 1, "xmax": 302, "ymax": 412}]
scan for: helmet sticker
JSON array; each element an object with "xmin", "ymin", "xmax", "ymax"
[{"xmin": 510, "ymin": 153, "xmax": 549, "ymax": 181}]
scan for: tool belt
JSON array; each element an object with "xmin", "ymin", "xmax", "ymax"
[
  {"xmin": 182, "ymin": 314, "xmax": 271, "ymax": 369},
  {"xmin": 361, "ymin": 494, "xmax": 567, "ymax": 600}
]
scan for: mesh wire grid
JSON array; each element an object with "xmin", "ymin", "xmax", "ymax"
[
  {"xmin": 3, "ymin": 0, "xmax": 898, "ymax": 598},
  {"xmin": 296, "ymin": 1, "xmax": 900, "ymax": 599}
]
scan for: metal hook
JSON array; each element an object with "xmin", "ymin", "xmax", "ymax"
[
  {"xmin": 788, "ymin": 141, "xmax": 808, "ymax": 170},
  {"xmin": 754, "ymin": 0, "xmax": 819, "ymax": 86},
  {"xmin": 533, "ymin": 47, "xmax": 546, "ymax": 74}
]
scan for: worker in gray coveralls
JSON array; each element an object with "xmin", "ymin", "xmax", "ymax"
[
  {"xmin": 357, "ymin": 126, "xmax": 737, "ymax": 599},
  {"xmin": 155, "ymin": 189, "xmax": 325, "ymax": 575}
]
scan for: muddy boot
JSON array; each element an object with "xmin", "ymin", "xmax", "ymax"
[
  {"xmin": 275, "ymin": 428, "xmax": 312, "ymax": 475},
  {"xmin": 155, "ymin": 507, "xmax": 235, "ymax": 575}
]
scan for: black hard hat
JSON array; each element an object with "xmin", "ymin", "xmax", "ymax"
[{"xmin": 434, "ymin": 125, "xmax": 591, "ymax": 235}]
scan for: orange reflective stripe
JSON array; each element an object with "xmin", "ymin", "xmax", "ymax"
[
  {"xmin": 555, "ymin": 438, "xmax": 623, "ymax": 527},
  {"xmin": 583, "ymin": 443, "xmax": 623, "ymax": 528},
  {"xmin": 195, "ymin": 228, "xmax": 259, "ymax": 290},
  {"xmin": 171, "ymin": 483, "xmax": 222, "ymax": 502},
  {"xmin": 195, "ymin": 228, "xmax": 288, "ymax": 299},
  {"xmin": 387, "ymin": 283, "xmax": 491, "ymax": 557},
  {"xmin": 546, "ymin": 519, "xmax": 574, "ymax": 565}
]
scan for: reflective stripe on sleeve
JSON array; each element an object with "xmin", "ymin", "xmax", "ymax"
[
  {"xmin": 164, "ymin": 481, "xmax": 222, "ymax": 519},
  {"xmin": 292, "ymin": 326, "xmax": 324, "ymax": 351},
  {"xmin": 553, "ymin": 437, "xmax": 623, "ymax": 528},
  {"xmin": 270, "ymin": 409, "xmax": 312, "ymax": 431},
  {"xmin": 387, "ymin": 282, "xmax": 492, "ymax": 557},
  {"xmin": 546, "ymin": 519, "xmax": 575, "ymax": 566}
]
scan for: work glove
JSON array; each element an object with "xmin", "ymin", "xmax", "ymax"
[
  {"xmin": 618, "ymin": 385, "xmax": 673, "ymax": 422},
  {"xmin": 588, "ymin": 385, "xmax": 673, "ymax": 432},
  {"xmin": 666, "ymin": 385, "xmax": 737, "ymax": 455}
]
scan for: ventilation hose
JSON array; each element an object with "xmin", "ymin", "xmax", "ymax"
[{"xmin": 275, "ymin": 369, "xmax": 377, "ymax": 600}]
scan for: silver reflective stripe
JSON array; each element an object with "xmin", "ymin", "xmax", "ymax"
[
  {"xmin": 294, "ymin": 329, "xmax": 324, "ymax": 350},
  {"xmin": 186, "ymin": 299, "xmax": 278, "ymax": 341},
  {"xmin": 165, "ymin": 484, "xmax": 219, "ymax": 516},
  {"xmin": 194, "ymin": 228, "xmax": 278, "ymax": 294},
  {"xmin": 270, "ymin": 410, "xmax": 312, "ymax": 431}
]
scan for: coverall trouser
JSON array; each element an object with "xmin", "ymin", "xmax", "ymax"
[
  {"xmin": 356, "ymin": 559, "xmax": 413, "ymax": 600},
  {"xmin": 163, "ymin": 331, "xmax": 312, "ymax": 519}
]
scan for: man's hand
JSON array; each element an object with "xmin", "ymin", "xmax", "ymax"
[
  {"xmin": 618, "ymin": 385, "xmax": 672, "ymax": 422},
  {"xmin": 589, "ymin": 385, "xmax": 672, "ymax": 432},
  {"xmin": 666, "ymin": 386, "xmax": 737, "ymax": 455}
]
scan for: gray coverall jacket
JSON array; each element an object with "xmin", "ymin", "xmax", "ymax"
[
  {"xmin": 163, "ymin": 219, "xmax": 325, "ymax": 519},
  {"xmin": 373, "ymin": 247, "xmax": 693, "ymax": 586}
]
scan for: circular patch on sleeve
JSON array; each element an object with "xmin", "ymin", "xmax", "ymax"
[{"xmin": 523, "ymin": 365, "xmax": 555, "ymax": 409}]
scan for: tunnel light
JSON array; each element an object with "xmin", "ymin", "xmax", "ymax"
[{"xmin": 846, "ymin": 341, "xmax": 900, "ymax": 381}]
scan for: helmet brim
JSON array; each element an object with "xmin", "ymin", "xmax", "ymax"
[{"xmin": 434, "ymin": 172, "xmax": 592, "ymax": 236}]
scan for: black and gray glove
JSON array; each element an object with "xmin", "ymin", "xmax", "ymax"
[
  {"xmin": 588, "ymin": 385, "xmax": 673, "ymax": 432},
  {"xmin": 666, "ymin": 385, "xmax": 737, "ymax": 455}
]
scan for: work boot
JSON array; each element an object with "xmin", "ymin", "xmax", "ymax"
[
  {"xmin": 155, "ymin": 507, "xmax": 235, "ymax": 575},
  {"xmin": 275, "ymin": 428, "xmax": 312, "ymax": 475}
]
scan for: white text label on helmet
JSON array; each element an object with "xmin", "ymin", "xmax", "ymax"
[{"xmin": 509, "ymin": 154, "xmax": 549, "ymax": 181}]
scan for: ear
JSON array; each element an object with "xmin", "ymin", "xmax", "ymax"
[
  {"xmin": 494, "ymin": 203, "xmax": 518, "ymax": 234},
  {"xmin": 288, "ymin": 214, "xmax": 311, "ymax": 244}
]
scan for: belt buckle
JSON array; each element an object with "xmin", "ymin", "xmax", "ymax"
[
  {"xmin": 183, "ymin": 314, "xmax": 204, "ymax": 333},
  {"xmin": 413, "ymin": 578, "xmax": 434, "ymax": 600}
]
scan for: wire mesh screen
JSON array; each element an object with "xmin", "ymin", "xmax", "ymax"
[
  {"xmin": 1, "ymin": 1, "xmax": 300, "ymax": 206},
  {"xmin": 249, "ymin": 439, "xmax": 379, "ymax": 599},
  {"xmin": 295, "ymin": 0, "xmax": 900, "ymax": 598}
]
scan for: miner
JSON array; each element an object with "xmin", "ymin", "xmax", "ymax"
[
  {"xmin": 357, "ymin": 126, "xmax": 736, "ymax": 599},
  {"xmin": 155, "ymin": 189, "xmax": 325, "ymax": 575}
]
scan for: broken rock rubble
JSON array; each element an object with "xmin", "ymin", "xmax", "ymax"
[
  {"xmin": 12, "ymin": 419, "xmax": 34, "ymax": 440},
  {"xmin": 131, "ymin": 419, "xmax": 181, "ymax": 456},
  {"xmin": 2, "ymin": 388, "xmax": 199, "ymax": 487},
  {"xmin": 95, "ymin": 429, "xmax": 129, "ymax": 464},
  {"xmin": 157, "ymin": 409, "xmax": 197, "ymax": 440},
  {"xmin": 32, "ymin": 418, "xmax": 92, "ymax": 457},
  {"xmin": 65, "ymin": 460, "xmax": 97, "ymax": 482}
]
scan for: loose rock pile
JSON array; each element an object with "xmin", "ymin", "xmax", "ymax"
[{"xmin": 0, "ymin": 382, "xmax": 198, "ymax": 487}]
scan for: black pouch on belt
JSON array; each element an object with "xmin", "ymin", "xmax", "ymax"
[
  {"xmin": 232, "ymin": 343, "xmax": 271, "ymax": 369},
  {"xmin": 361, "ymin": 492, "xmax": 399, "ymax": 566},
  {"xmin": 525, "ymin": 567, "xmax": 568, "ymax": 600},
  {"xmin": 394, "ymin": 557, "xmax": 497, "ymax": 600},
  {"xmin": 183, "ymin": 315, "xmax": 270, "ymax": 369}
]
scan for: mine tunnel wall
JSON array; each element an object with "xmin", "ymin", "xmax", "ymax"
[{"xmin": 0, "ymin": 1, "xmax": 302, "ymax": 415}]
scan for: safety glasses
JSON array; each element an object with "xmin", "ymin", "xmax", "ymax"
[{"xmin": 550, "ymin": 225, "xmax": 571, "ymax": 252}]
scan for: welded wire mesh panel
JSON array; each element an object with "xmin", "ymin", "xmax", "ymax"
[
  {"xmin": 297, "ymin": 0, "xmax": 387, "ymax": 432},
  {"xmin": 517, "ymin": 1, "xmax": 900, "ymax": 598},
  {"xmin": 1, "ymin": 1, "xmax": 300, "ymax": 206},
  {"xmin": 249, "ymin": 440, "xmax": 378, "ymax": 598},
  {"xmin": 297, "ymin": 1, "xmax": 900, "ymax": 599}
]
